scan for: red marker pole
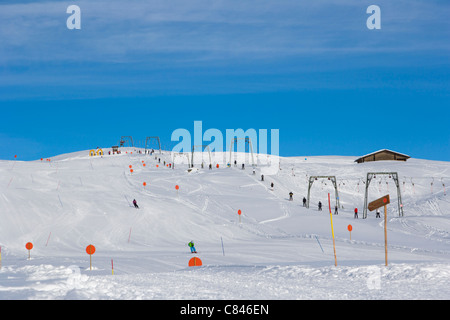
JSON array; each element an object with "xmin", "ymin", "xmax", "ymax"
[
  {"xmin": 46, "ymin": 232, "xmax": 52, "ymax": 247},
  {"xmin": 11, "ymin": 155, "xmax": 17, "ymax": 171}
]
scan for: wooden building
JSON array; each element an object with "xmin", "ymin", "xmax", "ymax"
[{"xmin": 355, "ymin": 149, "xmax": 410, "ymax": 163}]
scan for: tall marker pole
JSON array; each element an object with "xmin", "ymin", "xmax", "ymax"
[
  {"xmin": 368, "ymin": 195, "xmax": 390, "ymax": 266},
  {"xmin": 384, "ymin": 204, "xmax": 388, "ymax": 266},
  {"xmin": 328, "ymin": 193, "xmax": 337, "ymax": 266}
]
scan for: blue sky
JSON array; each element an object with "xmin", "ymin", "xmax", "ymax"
[{"xmin": 0, "ymin": 0, "xmax": 449, "ymax": 161}]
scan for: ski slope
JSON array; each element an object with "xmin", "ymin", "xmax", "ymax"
[{"xmin": 0, "ymin": 149, "xmax": 449, "ymax": 300}]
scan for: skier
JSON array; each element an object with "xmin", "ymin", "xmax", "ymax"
[
  {"xmin": 302, "ymin": 197, "xmax": 307, "ymax": 207},
  {"xmin": 376, "ymin": 208, "xmax": 381, "ymax": 218},
  {"xmin": 354, "ymin": 207, "xmax": 358, "ymax": 219},
  {"xmin": 188, "ymin": 241, "xmax": 197, "ymax": 254},
  {"xmin": 318, "ymin": 201, "xmax": 322, "ymax": 211},
  {"xmin": 133, "ymin": 199, "xmax": 139, "ymax": 209},
  {"xmin": 242, "ymin": 163, "xmax": 245, "ymax": 170},
  {"xmin": 271, "ymin": 182, "xmax": 274, "ymax": 190},
  {"xmin": 289, "ymin": 192, "xmax": 293, "ymax": 201},
  {"xmin": 334, "ymin": 205, "xmax": 338, "ymax": 215},
  {"xmin": 261, "ymin": 174, "xmax": 264, "ymax": 181}
]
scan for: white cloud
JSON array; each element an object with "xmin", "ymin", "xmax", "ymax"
[
  {"xmin": 0, "ymin": 0, "xmax": 448, "ymax": 99},
  {"xmin": 1, "ymin": 0, "xmax": 447, "ymax": 66}
]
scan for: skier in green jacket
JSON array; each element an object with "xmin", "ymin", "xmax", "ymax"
[{"xmin": 188, "ymin": 241, "xmax": 197, "ymax": 253}]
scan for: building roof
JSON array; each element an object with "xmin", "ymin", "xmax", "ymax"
[{"xmin": 354, "ymin": 149, "xmax": 410, "ymax": 162}]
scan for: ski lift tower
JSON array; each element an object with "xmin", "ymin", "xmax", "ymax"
[
  {"xmin": 229, "ymin": 137, "xmax": 256, "ymax": 167},
  {"xmin": 363, "ymin": 172, "xmax": 404, "ymax": 219},
  {"xmin": 144, "ymin": 136, "xmax": 162, "ymax": 154},
  {"xmin": 173, "ymin": 152, "xmax": 191, "ymax": 168},
  {"xmin": 307, "ymin": 176, "xmax": 340, "ymax": 209},
  {"xmin": 191, "ymin": 145, "xmax": 212, "ymax": 168},
  {"xmin": 119, "ymin": 136, "xmax": 134, "ymax": 148}
]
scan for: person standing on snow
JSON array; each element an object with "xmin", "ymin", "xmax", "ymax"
[
  {"xmin": 289, "ymin": 192, "xmax": 293, "ymax": 201},
  {"xmin": 318, "ymin": 201, "xmax": 322, "ymax": 211},
  {"xmin": 354, "ymin": 207, "xmax": 358, "ymax": 219},
  {"xmin": 188, "ymin": 241, "xmax": 197, "ymax": 253},
  {"xmin": 303, "ymin": 197, "xmax": 307, "ymax": 207},
  {"xmin": 133, "ymin": 199, "xmax": 139, "ymax": 209}
]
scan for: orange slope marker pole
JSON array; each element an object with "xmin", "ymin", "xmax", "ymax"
[
  {"xmin": 26, "ymin": 242, "xmax": 33, "ymax": 260},
  {"xmin": 86, "ymin": 245, "xmax": 96, "ymax": 270}
]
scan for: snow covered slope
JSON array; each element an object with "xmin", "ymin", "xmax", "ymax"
[{"xmin": 0, "ymin": 149, "xmax": 449, "ymax": 300}]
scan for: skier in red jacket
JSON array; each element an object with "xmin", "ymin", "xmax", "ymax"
[{"xmin": 354, "ymin": 207, "xmax": 358, "ymax": 219}]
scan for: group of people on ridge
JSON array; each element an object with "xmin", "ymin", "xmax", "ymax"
[{"xmin": 288, "ymin": 194, "xmax": 364, "ymax": 218}]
